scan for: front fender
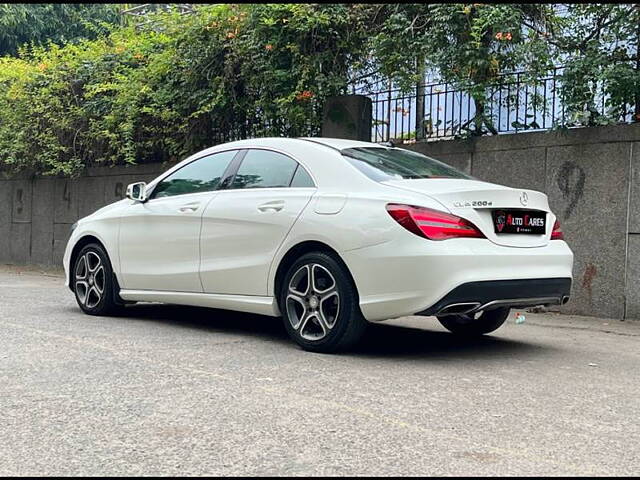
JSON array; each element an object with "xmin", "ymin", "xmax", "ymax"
[{"xmin": 63, "ymin": 219, "xmax": 122, "ymax": 290}]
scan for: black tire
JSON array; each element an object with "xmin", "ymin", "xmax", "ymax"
[
  {"xmin": 72, "ymin": 243, "xmax": 121, "ymax": 316},
  {"xmin": 279, "ymin": 251, "xmax": 367, "ymax": 353},
  {"xmin": 437, "ymin": 307, "xmax": 510, "ymax": 336}
]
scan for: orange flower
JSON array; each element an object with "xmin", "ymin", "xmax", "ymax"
[
  {"xmin": 133, "ymin": 53, "xmax": 144, "ymax": 60},
  {"xmin": 115, "ymin": 46, "xmax": 125, "ymax": 54},
  {"xmin": 295, "ymin": 90, "xmax": 314, "ymax": 101},
  {"xmin": 37, "ymin": 62, "xmax": 47, "ymax": 71},
  {"xmin": 227, "ymin": 32, "xmax": 236, "ymax": 39},
  {"xmin": 265, "ymin": 44, "xmax": 274, "ymax": 51},
  {"xmin": 495, "ymin": 32, "xmax": 503, "ymax": 40},
  {"xmin": 505, "ymin": 32, "xmax": 512, "ymax": 40}
]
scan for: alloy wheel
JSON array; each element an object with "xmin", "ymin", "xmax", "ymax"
[
  {"xmin": 285, "ymin": 263, "xmax": 340, "ymax": 341},
  {"xmin": 75, "ymin": 251, "xmax": 105, "ymax": 309}
]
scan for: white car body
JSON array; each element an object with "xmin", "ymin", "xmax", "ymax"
[{"xmin": 64, "ymin": 137, "xmax": 574, "ymax": 322}]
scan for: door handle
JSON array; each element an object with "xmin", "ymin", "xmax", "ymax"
[
  {"xmin": 257, "ymin": 200, "xmax": 285, "ymax": 212},
  {"xmin": 178, "ymin": 203, "xmax": 200, "ymax": 213}
]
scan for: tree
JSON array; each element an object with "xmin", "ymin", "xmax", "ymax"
[
  {"xmin": 1, "ymin": 3, "xmax": 638, "ymax": 177},
  {"xmin": 0, "ymin": 4, "xmax": 373, "ymax": 176},
  {"xmin": 0, "ymin": 4, "xmax": 121, "ymax": 57},
  {"xmin": 367, "ymin": 3, "xmax": 640, "ymax": 135},
  {"xmin": 533, "ymin": 3, "xmax": 640, "ymax": 126},
  {"xmin": 369, "ymin": 3, "xmax": 553, "ymax": 135}
]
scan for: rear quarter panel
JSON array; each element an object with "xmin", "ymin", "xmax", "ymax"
[{"xmin": 267, "ymin": 187, "xmax": 450, "ymax": 297}]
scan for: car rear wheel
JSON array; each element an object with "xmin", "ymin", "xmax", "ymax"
[
  {"xmin": 437, "ymin": 307, "xmax": 510, "ymax": 336},
  {"xmin": 73, "ymin": 243, "xmax": 121, "ymax": 316},
  {"xmin": 280, "ymin": 251, "xmax": 367, "ymax": 353}
]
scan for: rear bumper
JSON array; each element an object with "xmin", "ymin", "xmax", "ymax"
[
  {"xmin": 342, "ymin": 234, "xmax": 574, "ymax": 322},
  {"xmin": 416, "ymin": 277, "xmax": 572, "ymax": 317}
]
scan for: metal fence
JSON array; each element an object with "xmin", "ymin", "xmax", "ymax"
[{"xmin": 356, "ymin": 66, "xmax": 638, "ymax": 143}]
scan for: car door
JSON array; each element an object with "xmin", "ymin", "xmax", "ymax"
[
  {"xmin": 118, "ymin": 150, "xmax": 239, "ymax": 292},
  {"xmin": 200, "ymin": 148, "xmax": 317, "ymax": 296}
]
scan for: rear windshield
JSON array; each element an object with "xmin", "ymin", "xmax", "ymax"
[{"xmin": 341, "ymin": 147, "xmax": 472, "ymax": 182}]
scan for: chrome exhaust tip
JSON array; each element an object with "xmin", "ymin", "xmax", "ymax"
[
  {"xmin": 436, "ymin": 302, "xmax": 481, "ymax": 316},
  {"xmin": 561, "ymin": 295, "xmax": 570, "ymax": 305}
]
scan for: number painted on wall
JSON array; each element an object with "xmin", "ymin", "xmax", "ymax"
[
  {"xmin": 62, "ymin": 181, "xmax": 72, "ymax": 210},
  {"xmin": 15, "ymin": 188, "xmax": 24, "ymax": 215},
  {"xmin": 556, "ymin": 161, "xmax": 586, "ymax": 220}
]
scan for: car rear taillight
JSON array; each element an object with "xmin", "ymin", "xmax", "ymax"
[
  {"xmin": 386, "ymin": 204, "xmax": 485, "ymax": 240},
  {"xmin": 550, "ymin": 219, "xmax": 564, "ymax": 240}
]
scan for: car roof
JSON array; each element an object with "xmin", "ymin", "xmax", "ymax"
[
  {"xmin": 298, "ymin": 137, "xmax": 386, "ymax": 150},
  {"xmin": 205, "ymin": 137, "xmax": 386, "ymax": 152}
]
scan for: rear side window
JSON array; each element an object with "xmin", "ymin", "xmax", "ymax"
[
  {"xmin": 152, "ymin": 150, "xmax": 237, "ymax": 198},
  {"xmin": 341, "ymin": 147, "xmax": 472, "ymax": 182},
  {"xmin": 231, "ymin": 149, "xmax": 298, "ymax": 189},
  {"xmin": 290, "ymin": 165, "xmax": 315, "ymax": 187}
]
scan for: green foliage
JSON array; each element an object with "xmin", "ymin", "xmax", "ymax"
[
  {"xmin": 0, "ymin": 4, "xmax": 370, "ymax": 176},
  {"xmin": 0, "ymin": 3, "xmax": 121, "ymax": 56},
  {"xmin": 546, "ymin": 4, "xmax": 640, "ymax": 127},
  {"xmin": 0, "ymin": 3, "xmax": 638, "ymax": 175},
  {"xmin": 369, "ymin": 3, "xmax": 640, "ymax": 135},
  {"xmin": 369, "ymin": 3, "xmax": 556, "ymax": 135}
]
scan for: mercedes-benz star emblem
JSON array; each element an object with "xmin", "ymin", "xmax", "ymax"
[{"xmin": 520, "ymin": 191, "xmax": 529, "ymax": 206}]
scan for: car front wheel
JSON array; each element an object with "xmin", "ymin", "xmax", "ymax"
[
  {"xmin": 73, "ymin": 243, "xmax": 120, "ymax": 316},
  {"xmin": 280, "ymin": 251, "xmax": 367, "ymax": 353},
  {"xmin": 437, "ymin": 307, "xmax": 510, "ymax": 336}
]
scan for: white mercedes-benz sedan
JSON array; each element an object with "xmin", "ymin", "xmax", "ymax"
[{"xmin": 64, "ymin": 137, "xmax": 573, "ymax": 352}]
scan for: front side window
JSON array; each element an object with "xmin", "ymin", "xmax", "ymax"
[
  {"xmin": 231, "ymin": 149, "xmax": 298, "ymax": 189},
  {"xmin": 341, "ymin": 147, "xmax": 472, "ymax": 182},
  {"xmin": 152, "ymin": 150, "xmax": 237, "ymax": 199}
]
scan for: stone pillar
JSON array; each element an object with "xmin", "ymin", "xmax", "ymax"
[{"xmin": 321, "ymin": 95, "xmax": 372, "ymax": 141}]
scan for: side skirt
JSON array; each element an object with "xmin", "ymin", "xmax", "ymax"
[{"xmin": 118, "ymin": 290, "xmax": 281, "ymax": 317}]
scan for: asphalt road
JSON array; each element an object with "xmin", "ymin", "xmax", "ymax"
[{"xmin": 1, "ymin": 265, "xmax": 639, "ymax": 476}]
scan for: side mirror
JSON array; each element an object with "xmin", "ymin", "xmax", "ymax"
[{"xmin": 126, "ymin": 182, "xmax": 147, "ymax": 202}]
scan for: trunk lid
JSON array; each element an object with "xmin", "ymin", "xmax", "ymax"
[{"xmin": 382, "ymin": 178, "xmax": 552, "ymax": 247}]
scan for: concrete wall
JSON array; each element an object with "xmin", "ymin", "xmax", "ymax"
[
  {"xmin": 1, "ymin": 123, "xmax": 639, "ymax": 320},
  {"xmin": 0, "ymin": 162, "xmax": 176, "ymax": 269},
  {"xmin": 402, "ymin": 123, "xmax": 640, "ymax": 320}
]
